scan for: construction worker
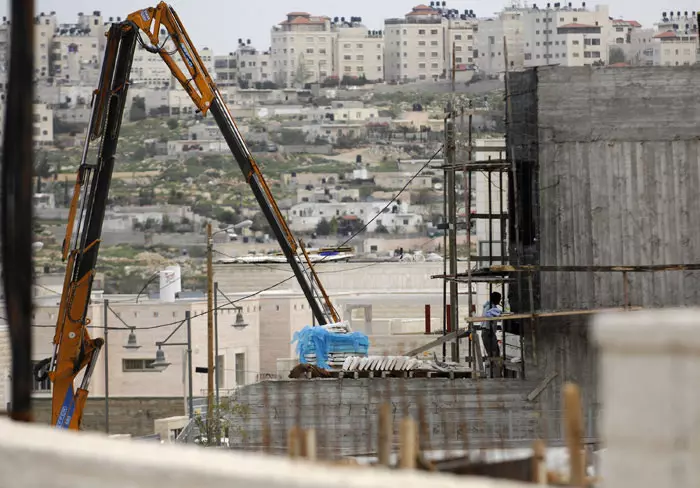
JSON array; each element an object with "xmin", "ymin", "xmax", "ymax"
[{"xmin": 481, "ymin": 291, "xmax": 502, "ymax": 358}]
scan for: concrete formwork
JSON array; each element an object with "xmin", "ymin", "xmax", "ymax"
[
  {"xmin": 507, "ymin": 66, "xmax": 700, "ymax": 416},
  {"xmin": 221, "ymin": 378, "xmax": 588, "ymax": 457}
]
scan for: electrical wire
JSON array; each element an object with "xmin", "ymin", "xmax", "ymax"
[{"xmin": 24, "ymin": 146, "xmax": 445, "ymax": 333}]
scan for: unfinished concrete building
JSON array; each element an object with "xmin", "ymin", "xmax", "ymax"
[{"xmin": 506, "ymin": 65, "xmax": 700, "ymax": 416}]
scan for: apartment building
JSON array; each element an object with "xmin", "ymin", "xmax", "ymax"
[
  {"xmin": 385, "ymin": 5, "xmax": 446, "ymax": 82},
  {"xmin": 653, "ymin": 12, "xmax": 698, "ymax": 66},
  {"xmin": 213, "ymin": 52, "xmax": 237, "ymax": 86},
  {"xmin": 33, "ymin": 103, "xmax": 54, "ymax": 144},
  {"xmin": 521, "ymin": 3, "xmax": 612, "ymax": 67},
  {"xmin": 476, "ymin": 8, "xmax": 525, "ymax": 74},
  {"xmin": 234, "ymin": 42, "xmax": 273, "ymax": 85},
  {"xmin": 335, "ymin": 22, "xmax": 384, "ymax": 80},
  {"xmin": 270, "ymin": 12, "xmax": 335, "ymax": 87},
  {"xmin": 287, "ymin": 200, "xmax": 423, "ymax": 233},
  {"xmin": 0, "ymin": 12, "xmax": 57, "ymax": 78},
  {"xmin": 384, "ymin": 4, "xmax": 477, "ymax": 83}
]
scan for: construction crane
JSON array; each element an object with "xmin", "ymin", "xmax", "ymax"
[{"xmin": 35, "ymin": 3, "xmax": 341, "ymax": 430}]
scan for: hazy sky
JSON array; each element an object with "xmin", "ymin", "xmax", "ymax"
[{"xmin": 1, "ymin": 0, "xmax": 694, "ymax": 53}]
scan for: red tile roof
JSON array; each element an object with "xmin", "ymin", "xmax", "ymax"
[
  {"xmin": 559, "ymin": 22, "xmax": 597, "ymax": 28},
  {"xmin": 612, "ymin": 18, "xmax": 641, "ymax": 27},
  {"xmin": 406, "ymin": 4, "xmax": 439, "ymax": 16},
  {"xmin": 654, "ymin": 30, "xmax": 679, "ymax": 39}
]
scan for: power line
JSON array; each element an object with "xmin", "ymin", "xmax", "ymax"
[{"xmin": 25, "ymin": 146, "xmax": 445, "ymax": 332}]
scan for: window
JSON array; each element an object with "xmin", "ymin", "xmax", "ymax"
[
  {"xmin": 573, "ymin": 52, "xmax": 580, "ymax": 57},
  {"xmin": 344, "ymin": 43, "xmax": 351, "ymax": 48},
  {"xmin": 431, "ymin": 62, "xmax": 439, "ymax": 69},
  {"xmin": 123, "ymin": 359, "xmax": 156, "ymax": 372},
  {"xmin": 356, "ymin": 43, "xmax": 363, "ymax": 48},
  {"xmin": 306, "ymin": 48, "xmax": 314, "ymax": 54},
  {"xmin": 455, "ymin": 45, "xmax": 462, "ymax": 51},
  {"xmin": 216, "ymin": 355, "xmax": 225, "ymax": 388},
  {"xmin": 616, "ymin": 27, "xmax": 624, "ymax": 32},
  {"xmin": 356, "ymin": 54, "xmax": 364, "ymax": 60},
  {"xmin": 584, "ymin": 51, "xmax": 592, "ymax": 58},
  {"xmin": 235, "ymin": 353, "xmax": 246, "ymax": 386},
  {"xmin": 32, "ymin": 361, "xmax": 50, "ymax": 392},
  {"xmin": 573, "ymin": 40, "xmax": 579, "ymax": 45},
  {"xmin": 344, "ymin": 66, "xmax": 352, "ymax": 72},
  {"xmin": 431, "ymin": 51, "xmax": 438, "ymax": 57},
  {"xmin": 456, "ymin": 57, "xmax": 463, "ymax": 63},
  {"xmin": 319, "ymin": 48, "xmax": 326, "ymax": 54},
  {"xmin": 419, "ymin": 51, "xmax": 426, "ymax": 57},
  {"xmin": 591, "ymin": 51, "xmax": 601, "ymax": 58},
  {"xmin": 418, "ymin": 63, "xmax": 426, "ymax": 69},
  {"xmin": 430, "ymin": 29, "xmax": 438, "ymax": 35},
  {"xmin": 418, "ymin": 40, "xmax": 426, "ymax": 46},
  {"xmin": 455, "ymin": 34, "xmax": 462, "ymax": 40},
  {"xmin": 418, "ymin": 29, "xmax": 426, "ymax": 35},
  {"xmin": 524, "ymin": 53, "xmax": 532, "ymax": 60}
]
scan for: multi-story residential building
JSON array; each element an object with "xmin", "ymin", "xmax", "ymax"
[
  {"xmin": 614, "ymin": 28, "xmax": 655, "ymax": 66},
  {"xmin": 476, "ymin": 7, "xmax": 525, "ymax": 74},
  {"xmin": 334, "ymin": 20, "xmax": 384, "ymax": 80},
  {"xmin": 33, "ymin": 103, "xmax": 54, "ymax": 144},
  {"xmin": 653, "ymin": 11, "xmax": 698, "ymax": 66},
  {"xmin": 521, "ymin": 4, "xmax": 612, "ymax": 67},
  {"xmin": 385, "ymin": 5, "xmax": 446, "ymax": 82},
  {"xmin": 0, "ymin": 12, "xmax": 57, "ymax": 78},
  {"xmin": 213, "ymin": 52, "xmax": 238, "ymax": 86},
  {"xmin": 271, "ymin": 12, "xmax": 335, "ymax": 87},
  {"xmin": 234, "ymin": 42, "xmax": 272, "ymax": 85},
  {"xmin": 384, "ymin": 4, "xmax": 477, "ymax": 83},
  {"xmin": 287, "ymin": 200, "xmax": 423, "ymax": 233},
  {"xmin": 131, "ymin": 43, "xmax": 173, "ymax": 88}
]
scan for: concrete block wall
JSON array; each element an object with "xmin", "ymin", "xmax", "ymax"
[
  {"xmin": 0, "ymin": 417, "xmax": 533, "ymax": 488},
  {"xmin": 31, "ymin": 397, "xmax": 186, "ymax": 436},
  {"xmin": 224, "ymin": 378, "xmax": 549, "ymax": 456},
  {"xmin": 592, "ymin": 308, "xmax": 700, "ymax": 488}
]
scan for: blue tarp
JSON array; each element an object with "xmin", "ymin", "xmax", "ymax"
[{"xmin": 291, "ymin": 326, "xmax": 370, "ymax": 369}]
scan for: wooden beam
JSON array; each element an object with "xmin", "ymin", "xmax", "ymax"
[{"xmin": 527, "ymin": 372, "xmax": 558, "ymax": 402}]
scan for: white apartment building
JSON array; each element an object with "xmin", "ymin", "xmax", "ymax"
[
  {"xmin": 234, "ymin": 43, "xmax": 273, "ymax": 85},
  {"xmin": 476, "ymin": 8, "xmax": 525, "ymax": 74},
  {"xmin": 213, "ymin": 52, "xmax": 237, "ymax": 86},
  {"xmin": 0, "ymin": 12, "xmax": 57, "ymax": 78},
  {"xmin": 335, "ymin": 23, "xmax": 384, "ymax": 80},
  {"xmin": 653, "ymin": 12, "xmax": 699, "ymax": 66},
  {"xmin": 33, "ymin": 103, "xmax": 54, "ymax": 144},
  {"xmin": 385, "ymin": 5, "xmax": 446, "ymax": 82},
  {"xmin": 615, "ymin": 28, "xmax": 655, "ymax": 66},
  {"xmin": 131, "ymin": 41, "xmax": 175, "ymax": 88},
  {"xmin": 384, "ymin": 4, "xmax": 477, "ymax": 83},
  {"xmin": 271, "ymin": 12, "xmax": 335, "ymax": 87},
  {"xmin": 521, "ymin": 4, "xmax": 612, "ymax": 67},
  {"xmin": 287, "ymin": 200, "xmax": 423, "ymax": 233}
]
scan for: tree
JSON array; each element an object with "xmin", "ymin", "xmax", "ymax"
[
  {"xmin": 293, "ymin": 53, "xmax": 311, "ymax": 87},
  {"xmin": 167, "ymin": 118, "xmax": 179, "ymax": 130},
  {"xmin": 608, "ymin": 46, "xmax": 626, "ymax": 65},
  {"xmin": 375, "ymin": 223, "xmax": 389, "ymax": 234},
  {"xmin": 129, "ymin": 96, "xmax": 147, "ymax": 122},
  {"xmin": 315, "ymin": 218, "xmax": 332, "ymax": 236}
]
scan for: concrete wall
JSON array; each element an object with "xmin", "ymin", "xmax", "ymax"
[
  {"xmin": 507, "ymin": 65, "xmax": 700, "ymax": 416},
  {"xmin": 31, "ymin": 397, "xmax": 186, "ymax": 436},
  {"xmin": 224, "ymin": 378, "xmax": 553, "ymax": 456},
  {"xmin": 0, "ymin": 418, "xmax": 532, "ymax": 488}
]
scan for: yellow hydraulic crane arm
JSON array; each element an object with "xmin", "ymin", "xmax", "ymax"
[{"xmin": 124, "ymin": 3, "xmax": 337, "ymax": 326}]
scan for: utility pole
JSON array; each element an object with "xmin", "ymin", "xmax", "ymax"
[
  {"xmin": 205, "ymin": 223, "xmax": 214, "ymax": 441},
  {"xmin": 103, "ymin": 299, "xmax": 109, "ymax": 434},
  {"xmin": 446, "ymin": 105, "xmax": 459, "ymax": 362},
  {"xmin": 186, "ymin": 311, "xmax": 194, "ymax": 421},
  {"xmin": 214, "ymin": 281, "xmax": 220, "ymax": 447}
]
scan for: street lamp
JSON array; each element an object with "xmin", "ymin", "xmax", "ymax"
[
  {"xmin": 149, "ymin": 311, "xmax": 194, "ymax": 419},
  {"xmin": 123, "ymin": 327, "xmax": 141, "ymax": 350},
  {"xmin": 206, "ymin": 219, "xmax": 252, "ymax": 442},
  {"xmin": 212, "ymin": 283, "xmax": 248, "ymax": 447}
]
